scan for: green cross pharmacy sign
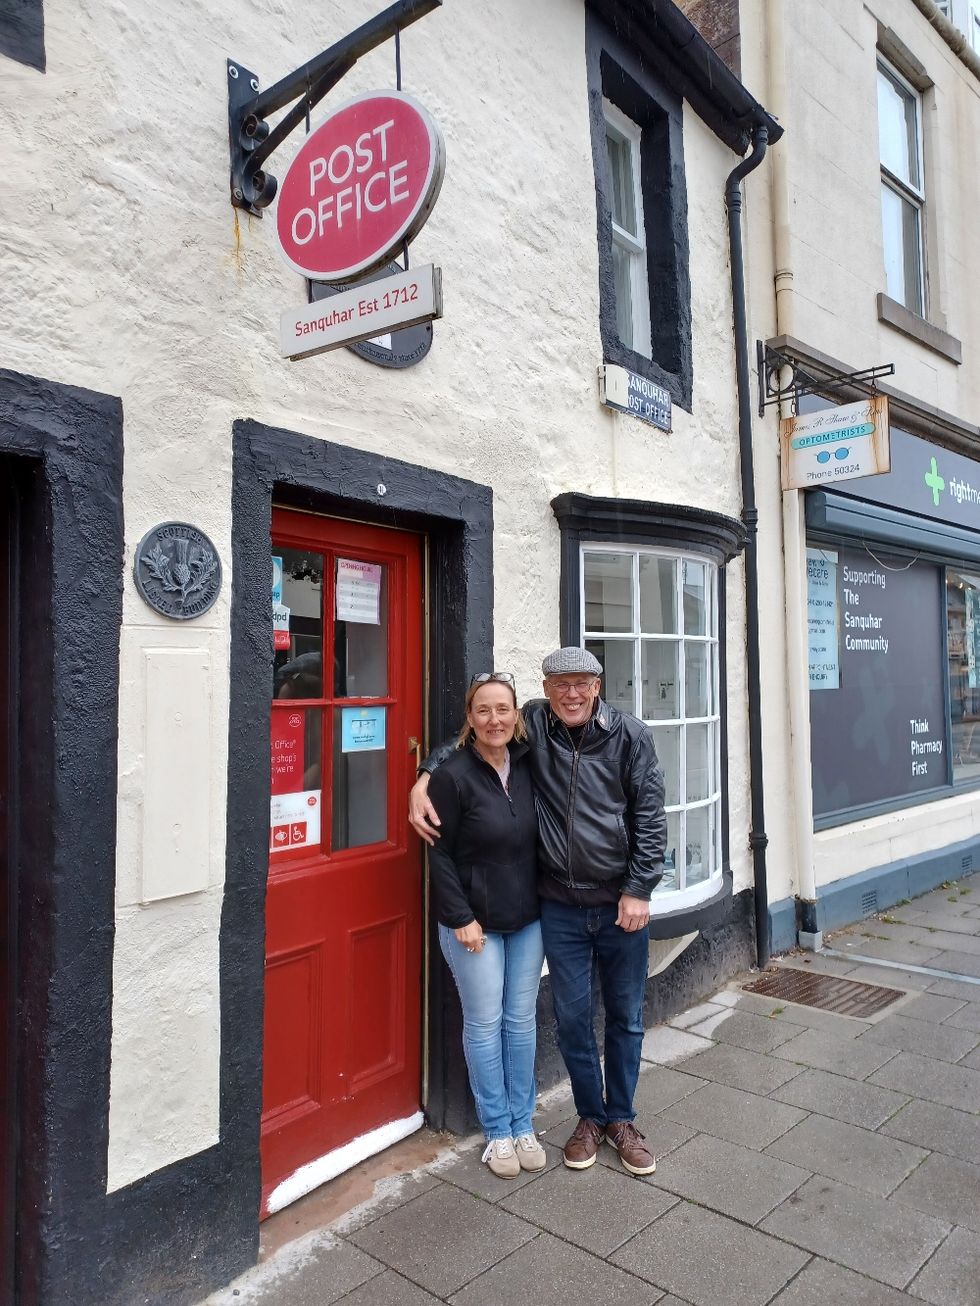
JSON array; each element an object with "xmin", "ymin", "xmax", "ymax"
[
  {"xmin": 841, "ymin": 428, "xmax": 980, "ymax": 530},
  {"xmin": 924, "ymin": 457, "xmax": 945, "ymax": 507}
]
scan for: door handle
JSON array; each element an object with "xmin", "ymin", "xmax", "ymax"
[{"xmin": 408, "ymin": 736, "xmax": 422, "ymax": 772}]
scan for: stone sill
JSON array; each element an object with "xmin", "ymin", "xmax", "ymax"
[{"xmin": 877, "ymin": 292, "xmax": 962, "ymax": 364}]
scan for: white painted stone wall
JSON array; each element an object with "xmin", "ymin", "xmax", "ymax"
[
  {"xmin": 3, "ymin": 0, "xmax": 757, "ymax": 1186},
  {"xmin": 740, "ymin": 0, "xmax": 980, "ymax": 904}
]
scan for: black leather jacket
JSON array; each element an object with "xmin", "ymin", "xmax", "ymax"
[{"xmin": 423, "ymin": 698, "xmax": 666, "ymax": 900}]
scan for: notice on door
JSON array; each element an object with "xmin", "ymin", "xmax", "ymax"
[
  {"xmin": 271, "ymin": 712, "xmax": 305, "ymax": 795},
  {"xmin": 336, "ymin": 557, "xmax": 382, "ymax": 624},
  {"xmin": 341, "ymin": 705, "xmax": 386, "ymax": 752},
  {"xmin": 270, "ymin": 789, "xmax": 321, "ymax": 853}
]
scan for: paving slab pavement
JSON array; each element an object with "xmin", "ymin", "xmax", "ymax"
[{"xmin": 201, "ymin": 873, "xmax": 980, "ymax": 1306}]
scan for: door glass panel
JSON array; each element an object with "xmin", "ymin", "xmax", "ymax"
[
  {"xmin": 334, "ymin": 559, "xmax": 388, "ymax": 697},
  {"xmin": 270, "ymin": 706, "xmax": 323, "ymax": 795},
  {"xmin": 273, "ymin": 548, "xmax": 324, "ymax": 698},
  {"xmin": 269, "ymin": 707, "xmax": 323, "ymax": 857},
  {"xmin": 587, "ymin": 638, "xmax": 635, "ymax": 715},
  {"xmin": 640, "ymin": 556, "xmax": 676, "ymax": 634},
  {"xmin": 332, "ymin": 709, "xmax": 388, "ymax": 850},
  {"xmin": 584, "ymin": 552, "xmax": 634, "ymax": 633},
  {"xmin": 642, "ymin": 640, "xmax": 679, "ymax": 720}
]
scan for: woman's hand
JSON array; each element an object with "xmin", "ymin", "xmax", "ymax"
[{"xmin": 454, "ymin": 921, "xmax": 486, "ymax": 953}]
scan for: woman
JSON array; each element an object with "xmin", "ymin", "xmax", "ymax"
[{"xmin": 428, "ymin": 672, "xmax": 546, "ymax": 1178}]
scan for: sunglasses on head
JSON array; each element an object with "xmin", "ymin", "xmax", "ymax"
[{"xmin": 469, "ymin": 671, "xmax": 516, "ymax": 687}]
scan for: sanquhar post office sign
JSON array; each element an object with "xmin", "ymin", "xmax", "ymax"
[{"xmin": 275, "ymin": 90, "xmax": 446, "ymax": 283}]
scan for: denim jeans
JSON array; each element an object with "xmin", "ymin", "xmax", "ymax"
[
  {"xmin": 439, "ymin": 919, "xmax": 544, "ymax": 1140},
  {"xmin": 539, "ymin": 898, "xmax": 648, "ymax": 1125}
]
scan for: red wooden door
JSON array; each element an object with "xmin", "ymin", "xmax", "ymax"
[{"xmin": 261, "ymin": 510, "xmax": 424, "ymax": 1216}]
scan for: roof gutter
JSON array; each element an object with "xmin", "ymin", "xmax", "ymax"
[
  {"xmin": 908, "ymin": 0, "xmax": 980, "ymax": 81},
  {"xmin": 591, "ymin": 0, "xmax": 783, "ymax": 155}
]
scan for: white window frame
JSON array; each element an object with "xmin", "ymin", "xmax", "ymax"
[
  {"xmin": 602, "ymin": 100, "xmax": 652, "ymax": 359},
  {"xmin": 580, "ymin": 543, "xmax": 723, "ymax": 912},
  {"xmin": 877, "ymin": 57, "xmax": 926, "ymax": 316}
]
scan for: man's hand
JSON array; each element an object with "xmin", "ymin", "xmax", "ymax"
[
  {"xmin": 409, "ymin": 773, "xmax": 442, "ymax": 845},
  {"xmin": 616, "ymin": 894, "xmax": 651, "ymax": 932}
]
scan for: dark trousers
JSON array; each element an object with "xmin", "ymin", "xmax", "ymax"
[{"xmin": 539, "ymin": 898, "xmax": 648, "ymax": 1125}]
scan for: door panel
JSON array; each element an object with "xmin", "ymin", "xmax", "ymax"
[{"xmin": 261, "ymin": 511, "xmax": 423, "ymax": 1215}]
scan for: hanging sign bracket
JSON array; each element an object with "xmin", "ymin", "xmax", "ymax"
[
  {"xmin": 228, "ymin": 0, "xmax": 441, "ymax": 216},
  {"xmin": 757, "ymin": 341, "xmax": 895, "ymax": 419}
]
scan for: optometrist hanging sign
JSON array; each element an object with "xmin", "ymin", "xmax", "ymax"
[{"xmin": 781, "ymin": 395, "xmax": 890, "ymax": 491}]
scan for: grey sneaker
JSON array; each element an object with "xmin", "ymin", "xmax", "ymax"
[
  {"xmin": 514, "ymin": 1132, "xmax": 547, "ymax": 1171},
  {"xmin": 481, "ymin": 1137, "xmax": 520, "ymax": 1178}
]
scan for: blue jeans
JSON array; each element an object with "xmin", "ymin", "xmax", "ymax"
[
  {"xmin": 539, "ymin": 899, "xmax": 648, "ymax": 1126},
  {"xmin": 439, "ymin": 920, "xmax": 544, "ymax": 1140}
]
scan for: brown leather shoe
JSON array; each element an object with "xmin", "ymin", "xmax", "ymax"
[
  {"xmin": 562, "ymin": 1118, "xmax": 604, "ymax": 1169},
  {"xmin": 605, "ymin": 1120, "xmax": 657, "ymax": 1175}
]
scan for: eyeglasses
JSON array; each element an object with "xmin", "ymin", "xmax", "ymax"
[
  {"xmin": 469, "ymin": 671, "xmax": 516, "ymax": 687},
  {"xmin": 546, "ymin": 677, "xmax": 599, "ymax": 696}
]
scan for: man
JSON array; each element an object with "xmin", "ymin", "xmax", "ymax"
[{"xmin": 410, "ymin": 647, "xmax": 667, "ymax": 1175}]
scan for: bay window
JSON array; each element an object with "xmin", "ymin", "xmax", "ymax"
[{"xmin": 582, "ymin": 546, "xmax": 722, "ymax": 907}]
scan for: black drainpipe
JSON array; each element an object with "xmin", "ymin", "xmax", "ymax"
[{"xmin": 726, "ymin": 123, "xmax": 771, "ymax": 969}]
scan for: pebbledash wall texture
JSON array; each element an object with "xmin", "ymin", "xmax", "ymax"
[{"xmin": 2, "ymin": 0, "xmax": 782, "ymax": 1300}]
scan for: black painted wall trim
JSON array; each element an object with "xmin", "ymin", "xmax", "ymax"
[
  {"xmin": 0, "ymin": 0, "xmax": 44, "ymax": 71},
  {"xmin": 586, "ymin": 5, "xmax": 694, "ymax": 410},
  {"xmin": 226, "ymin": 422, "xmax": 495, "ymax": 1181},
  {"xmin": 551, "ymin": 491, "xmax": 745, "ymax": 936},
  {"xmin": 0, "ymin": 368, "xmax": 122, "ymax": 1305}
]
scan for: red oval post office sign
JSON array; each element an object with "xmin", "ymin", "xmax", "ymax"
[{"xmin": 275, "ymin": 90, "xmax": 445, "ymax": 283}]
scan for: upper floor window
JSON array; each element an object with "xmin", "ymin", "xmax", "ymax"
[
  {"xmin": 935, "ymin": 0, "xmax": 980, "ymax": 52},
  {"xmin": 877, "ymin": 58, "xmax": 925, "ymax": 315},
  {"xmin": 586, "ymin": 14, "xmax": 693, "ymax": 410},
  {"xmin": 604, "ymin": 101, "xmax": 651, "ymax": 359},
  {"xmin": 582, "ymin": 546, "xmax": 722, "ymax": 907}
]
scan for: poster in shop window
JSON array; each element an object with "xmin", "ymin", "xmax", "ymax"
[
  {"xmin": 807, "ymin": 548, "xmax": 839, "ymax": 690},
  {"xmin": 809, "ymin": 545, "xmax": 947, "ymax": 817}
]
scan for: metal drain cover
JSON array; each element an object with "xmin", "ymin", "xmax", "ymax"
[{"xmin": 744, "ymin": 967, "xmax": 905, "ymax": 1018}]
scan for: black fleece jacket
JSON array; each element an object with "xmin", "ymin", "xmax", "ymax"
[{"xmin": 427, "ymin": 740, "xmax": 539, "ymax": 933}]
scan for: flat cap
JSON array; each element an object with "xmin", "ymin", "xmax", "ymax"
[{"xmin": 542, "ymin": 646, "xmax": 603, "ymax": 677}]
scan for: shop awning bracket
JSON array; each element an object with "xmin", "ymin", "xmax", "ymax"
[
  {"xmin": 756, "ymin": 341, "xmax": 894, "ymax": 418},
  {"xmin": 228, "ymin": 0, "xmax": 441, "ymax": 217}
]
